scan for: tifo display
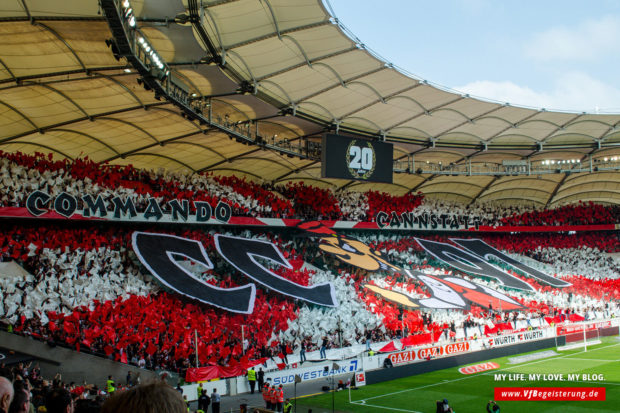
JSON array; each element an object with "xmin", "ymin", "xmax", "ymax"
[{"xmin": 0, "ymin": 151, "xmax": 617, "ymax": 381}]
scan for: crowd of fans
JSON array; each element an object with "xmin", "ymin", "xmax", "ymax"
[
  {"xmin": 0, "ymin": 361, "xmax": 195, "ymax": 413},
  {"xmin": 0, "ymin": 361, "xmax": 107, "ymax": 413},
  {"xmin": 1, "ymin": 151, "xmax": 619, "ymax": 226},
  {"xmin": 0, "ymin": 150, "xmax": 618, "ymax": 382},
  {"xmin": 1, "ymin": 218, "xmax": 618, "ymax": 376}
]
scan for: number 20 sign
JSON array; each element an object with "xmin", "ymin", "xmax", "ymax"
[
  {"xmin": 321, "ymin": 134, "xmax": 393, "ymax": 183},
  {"xmin": 347, "ymin": 141, "xmax": 376, "ymax": 179}
]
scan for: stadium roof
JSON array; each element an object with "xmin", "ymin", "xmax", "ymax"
[{"xmin": 1, "ymin": 0, "xmax": 620, "ymax": 207}]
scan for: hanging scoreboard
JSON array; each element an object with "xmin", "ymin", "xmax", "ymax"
[{"xmin": 321, "ymin": 134, "xmax": 393, "ymax": 183}]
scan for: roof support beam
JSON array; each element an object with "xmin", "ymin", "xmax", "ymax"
[
  {"xmin": 97, "ymin": 73, "xmax": 145, "ymax": 107},
  {"xmin": 187, "ymin": 0, "xmax": 220, "ymax": 61},
  {"xmin": 544, "ymin": 174, "xmax": 568, "ymax": 208},
  {"xmin": 0, "ymin": 101, "xmax": 169, "ymax": 144},
  {"xmin": 488, "ymin": 196, "xmax": 546, "ymax": 205},
  {"xmin": 225, "ymin": 20, "xmax": 331, "ymax": 50},
  {"xmin": 273, "ymin": 176, "xmax": 335, "ymax": 187},
  {"xmin": 103, "ymin": 130, "xmax": 209, "ymax": 162},
  {"xmin": 539, "ymin": 114, "xmax": 583, "ymax": 144},
  {"xmin": 0, "ymin": 66, "xmax": 129, "ymax": 87},
  {"xmin": 48, "ymin": 128, "xmax": 121, "ymax": 156},
  {"xmin": 197, "ymin": 148, "xmax": 261, "ymax": 172},
  {"xmin": 296, "ymin": 67, "xmax": 386, "ymax": 104},
  {"xmin": 482, "ymin": 111, "xmax": 541, "ymax": 144},
  {"xmin": 256, "ymin": 46, "xmax": 358, "ymax": 82},
  {"xmin": 27, "ymin": 82, "xmax": 91, "ymax": 118},
  {"xmin": 0, "ymin": 98, "xmax": 39, "ymax": 131},
  {"xmin": 552, "ymin": 189, "xmax": 620, "ymax": 206},
  {"xmin": 32, "ymin": 21, "xmax": 87, "ymax": 72},
  {"xmin": 232, "ymin": 155, "xmax": 295, "ymax": 171},
  {"xmin": 408, "ymin": 174, "xmax": 438, "ymax": 194},
  {"xmin": 126, "ymin": 152, "xmax": 196, "ymax": 172},
  {"xmin": 0, "ymin": 16, "xmax": 106, "ymax": 22},
  {"xmin": 20, "ymin": 0, "xmax": 31, "ymax": 20},
  {"xmin": 0, "ymin": 58, "xmax": 17, "ymax": 83},
  {"xmin": 431, "ymin": 105, "xmax": 506, "ymax": 142},
  {"xmin": 468, "ymin": 176, "xmax": 502, "ymax": 205},
  {"xmin": 338, "ymin": 83, "xmax": 422, "ymax": 120},
  {"xmin": 337, "ymin": 180, "xmax": 355, "ymax": 192},
  {"xmin": 273, "ymin": 160, "xmax": 318, "ymax": 182},
  {"xmin": 0, "ymin": 140, "xmax": 74, "ymax": 160},
  {"xmin": 97, "ymin": 116, "xmax": 160, "ymax": 144},
  {"xmin": 207, "ymin": 167, "xmax": 263, "ymax": 180},
  {"xmin": 385, "ymin": 96, "xmax": 464, "ymax": 134}
]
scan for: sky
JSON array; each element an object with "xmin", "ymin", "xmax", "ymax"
[{"xmin": 326, "ymin": 0, "xmax": 620, "ymax": 113}]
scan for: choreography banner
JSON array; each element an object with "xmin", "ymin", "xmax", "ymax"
[
  {"xmin": 132, "ymin": 232, "xmax": 337, "ymax": 314},
  {"xmin": 26, "ymin": 190, "xmax": 233, "ymax": 224},
  {"xmin": 299, "ymin": 221, "xmax": 569, "ymax": 311},
  {"xmin": 13, "ymin": 191, "xmax": 617, "ymax": 232},
  {"xmin": 375, "ymin": 211, "xmax": 481, "ymax": 230},
  {"xmin": 131, "ymin": 221, "xmax": 568, "ymax": 314}
]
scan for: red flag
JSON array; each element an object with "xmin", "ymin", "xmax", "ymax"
[{"xmin": 146, "ymin": 342, "xmax": 157, "ymax": 355}]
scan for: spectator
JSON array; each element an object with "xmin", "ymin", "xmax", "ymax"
[
  {"xmin": 197, "ymin": 390, "xmax": 210, "ymax": 412},
  {"xmin": 487, "ymin": 400, "xmax": 500, "ymax": 413},
  {"xmin": 257, "ymin": 368, "xmax": 264, "ymax": 390},
  {"xmin": 299, "ymin": 340, "xmax": 306, "ymax": 364},
  {"xmin": 0, "ymin": 377, "xmax": 14, "ymax": 413},
  {"xmin": 8, "ymin": 389, "xmax": 29, "ymax": 413},
  {"xmin": 210, "ymin": 388, "xmax": 220, "ymax": 413},
  {"xmin": 100, "ymin": 381, "xmax": 185, "ymax": 413},
  {"xmin": 435, "ymin": 398, "xmax": 453, "ymax": 413},
  {"xmin": 320, "ymin": 337, "xmax": 328, "ymax": 359},
  {"xmin": 45, "ymin": 388, "xmax": 73, "ymax": 413},
  {"xmin": 74, "ymin": 398, "xmax": 103, "ymax": 413}
]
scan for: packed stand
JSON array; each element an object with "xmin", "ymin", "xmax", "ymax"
[
  {"xmin": 0, "ymin": 362, "xmax": 195, "ymax": 413},
  {"xmin": 1, "ymin": 150, "xmax": 618, "ymax": 226},
  {"xmin": 1, "ymin": 218, "xmax": 618, "ymax": 376},
  {"xmin": 0, "ymin": 151, "xmax": 619, "ymax": 380},
  {"xmin": 0, "ymin": 362, "xmax": 108, "ymax": 413}
]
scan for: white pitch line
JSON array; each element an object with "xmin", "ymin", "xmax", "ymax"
[
  {"xmin": 360, "ymin": 375, "xmax": 476, "ymax": 402},
  {"xmin": 354, "ymin": 342, "xmax": 620, "ymax": 405},
  {"xmin": 351, "ymin": 400, "xmax": 423, "ymax": 413},
  {"xmin": 489, "ymin": 342, "xmax": 620, "ymax": 373},
  {"xmin": 564, "ymin": 358, "xmax": 620, "ymax": 362}
]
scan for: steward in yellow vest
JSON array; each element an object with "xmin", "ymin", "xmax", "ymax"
[{"xmin": 106, "ymin": 376, "xmax": 115, "ymax": 393}]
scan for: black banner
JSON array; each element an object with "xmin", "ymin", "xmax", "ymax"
[
  {"xmin": 27, "ymin": 191, "xmax": 232, "ymax": 224},
  {"xmin": 132, "ymin": 232, "xmax": 337, "ymax": 314},
  {"xmin": 132, "ymin": 232, "xmax": 255, "ymax": 313}
]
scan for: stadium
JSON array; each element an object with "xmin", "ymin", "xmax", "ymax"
[{"xmin": 0, "ymin": 0, "xmax": 618, "ymax": 412}]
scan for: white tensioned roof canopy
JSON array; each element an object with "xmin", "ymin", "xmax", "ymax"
[{"xmin": 1, "ymin": 0, "xmax": 620, "ymax": 207}]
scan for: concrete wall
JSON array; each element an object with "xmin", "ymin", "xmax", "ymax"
[{"xmin": 0, "ymin": 331, "xmax": 160, "ymax": 388}]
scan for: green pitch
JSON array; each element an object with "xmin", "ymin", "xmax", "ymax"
[{"xmin": 296, "ymin": 337, "xmax": 619, "ymax": 412}]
